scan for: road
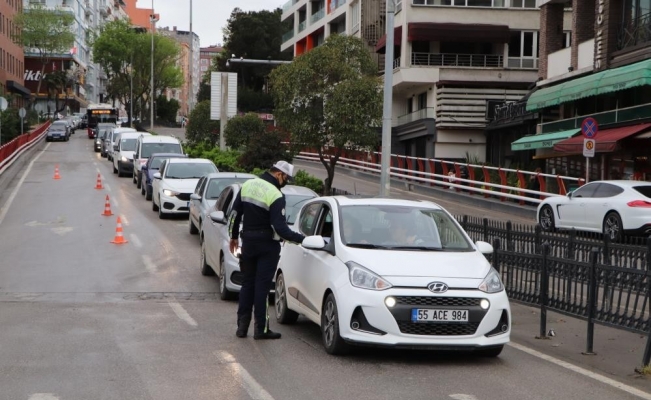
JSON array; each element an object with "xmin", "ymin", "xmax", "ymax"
[{"xmin": 0, "ymin": 132, "xmax": 649, "ymax": 400}]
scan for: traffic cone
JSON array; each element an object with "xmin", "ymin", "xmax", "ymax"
[
  {"xmin": 110, "ymin": 216, "xmax": 128, "ymax": 244},
  {"xmin": 94, "ymin": 173, "xmax": 104, "ymax": 189},
  {"xmin": 53, "ymin": 165, "xmax": 61, "ymax": 180},
  {"xmin": 101, "ymin": 195, "xmax": 113, "ymax": 216}
]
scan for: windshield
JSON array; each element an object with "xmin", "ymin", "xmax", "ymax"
[
  {"xmin": 285, "ymin": 194, "xmax": 316, "ymax": 224},
  {"xmin": 120, "ymin": 138, "xmax": 137, "ymax": 151},
  {"xmin": 205, "ymin": 177, "xmax": 252, "ymax": 199},
  {"xmin": 165, "ymin": 163, "xmax": 217, "ymax": 179},
  {"xmin": 339, "ymin": 205, "xmax": 472, "ymax": 251},
  {"xmin": 142, "ymin": 142, "xmax": 182, "ymax": 158},
  {"xmin": 50, "ymin": 127, "xmax": 66, "ymax": 132}
]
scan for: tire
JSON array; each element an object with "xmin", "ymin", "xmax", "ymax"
[
  {"xmin": 321, "ymin": 293, "xmax": 349, "ymax": 355},
  {"xmin": 132, "ymin": 171, "xmax": 137, "ymax": 184},
  {"xmin": 136, "ymin": 172, "xmax": 142, "ymax": 189},
  {"xmin": 603, "ymin": 212, "xmax": 623, "ymax": 242},
  {"xmin": 219, "ymin": 256, "xmax": 236, "ymax": 300},
  {"xmin": 113, "ymin": 163, "xmax": 118, "ymax": 174},
  {"xmin": 275, "ymin": 273, "xmax": 299, "ymax": 324},
  {"xmin": 141, "ymin": 184, "xmax": 146, "ymax": 196},
  {"xmin": 538, "ymin": 205, "xmax": 555, "ymax": 232},
  {"xmin": 146, "ymin": 186, "xmax": 152, "ymax": 201},
  {"xmin": 117, "ymin": 163, "xmax": 124, "ymax": 177},
  {"xmin": 158, "ymin": 200, "xmax": 166, "ymax": 219},
  {"xmin": 152, "ymin": 196, "xmax": 159, "ymax": 212},
  {"xmin": 200, "ymin": 238, "xmax": 215, "ymax": 276},
  {"xmin": 189, "ymin": 217, "xmax": 199, "ymax": 235},
  {"xmin": 477, "ymin": 345, "xmax": 503, "ymax": 358}
]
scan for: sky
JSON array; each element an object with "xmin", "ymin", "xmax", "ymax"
[{"xmin": 141, "ymin": 0, "xmax": 284, "ymax": 48}]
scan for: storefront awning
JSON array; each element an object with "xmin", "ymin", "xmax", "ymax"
[
  {"xmin": 7, "ymin": 80, "xmax": 31, "ymax": 97},
  {"xmin": 375, "ymin": 27, "xmax": 403, "ymax": 54},
  {"xmin": 511, "ymin": 129, "xmax": 580, "ymax": 151},
  {"xmin": 526, "ymin": 59, "xmax": 651, "ymax": 111},
  {"xmin": 552, "ymin": 123, "xmax": 651, "ymax": 154},
  {"xmin": 407, "ymin": 22, "xmax": 510, "ymax": 43}
]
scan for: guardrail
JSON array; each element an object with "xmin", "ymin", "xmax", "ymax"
[
  {"xmin": 459, "ymin": 215, "xmax": 651, "ymax": 367},
  {"xmin": 0, "ymin": 121, "xmax": 51, "ymax": 173},
  {"xmin": 295, "ymin": 149, "xmax": 585, "ymax": 205}
]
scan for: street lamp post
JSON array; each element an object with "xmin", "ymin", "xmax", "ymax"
[
  {"xmin": 150, "ymin": 0, "xmax": 156, "ymax": 132},
  {"xmin": 379, "ymin": 0, "xmax": 396, "ymax": 197},
  {"xmin": 188, "ymin": 0, "xmax": 193, "ymax": 115},
  {"xmin": 130, "ymin": 53, "xmax": 134, "ymax": 128}
]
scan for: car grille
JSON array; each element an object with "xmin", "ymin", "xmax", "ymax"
[
  {"xmin": 397, "ymin": 321, "xmax": 480, "ymax": 336},
  {"xmin": 395, "ymin": 296, "xmax": 480, "ymax": 307},
  {"xmin": 175, "ymin": 193, "xmax": 191, "ymax": 201}
]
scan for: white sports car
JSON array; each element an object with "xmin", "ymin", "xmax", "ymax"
[
  {"xmin": 275, "ymin": 196, "xmax": 510, "ymax": 356},
  {"xmin": 537, "ymin": 180, "xmax": 651, "ymax": 240}
]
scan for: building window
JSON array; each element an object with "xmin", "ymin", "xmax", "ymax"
[
  {"xmin": 413, "ymin": 0, "xmax": 505, "ymax": 6},
  {"xmin": 563, "ymin": 31, "xmax": 572, "ymax": 48},
  {"xmin": 510, "ymin": 0, "xmax": 536, "ymax": 7},
  {"xmin": 417, "ymin": 92, "xmax": 427, "ymax": 109},
  {"xmin": 508, "ymin": 30, "xmax": 539, "ymax": 69},
  {"xmin": 406, "ymin": 98, "xmax": 413, "ymax": 114}
]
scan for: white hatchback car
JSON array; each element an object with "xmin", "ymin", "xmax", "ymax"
[
  {"xmin": 274, "ymin": 197, "xmax": 510, "ymax": 355},
  {"xmin": 537, "ymin": 180, "xmax": 651, "ymax": 240},
  {"xmin": 151, "ymin": 158, "xmax": 218, "ymax": 219}
]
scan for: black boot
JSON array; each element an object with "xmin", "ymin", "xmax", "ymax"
[
  {"xmin": 254, "ymin": 324, "xmax": 281, "ymax": 340},
  {"xmin": 236, "ymin": 316, "xmax": 251, "ymax": 338}
]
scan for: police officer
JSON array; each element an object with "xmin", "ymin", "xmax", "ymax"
[{"xmin": 229, "ymin": 161, "xmax": 306, "ymax": 340}]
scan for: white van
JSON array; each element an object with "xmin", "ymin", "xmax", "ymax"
[
  {"xmin": 113, "ymin": 131, "xmax": 151, "ymax": 177},
  {"xmin": 106, "ymin": 127, "xmax": 137, "ymax": 161},
  {"xmin": 132, "ymin": 135, "xmax": 184, "ymax": 188}
]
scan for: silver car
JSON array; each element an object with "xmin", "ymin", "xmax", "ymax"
[
  {"xmin": 200, "ymin": 183, "xmax": 318, "ymax": 300},
  {"xmin": 188, "ymin": 172, "xmax": 256, "ymax": 237}
]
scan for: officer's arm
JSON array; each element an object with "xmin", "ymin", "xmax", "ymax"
[
  {"xmin": 269, "ymin": 197, "xmax": 305, "ymax": 244},
  {"xmin": 229, "ymin": 191, "xmax": 243, "ymax": 240}
]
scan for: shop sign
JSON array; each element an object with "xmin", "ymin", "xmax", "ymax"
[{"xmin": 594, "ymin": 0, "xmax": 606, "ymax": 70}]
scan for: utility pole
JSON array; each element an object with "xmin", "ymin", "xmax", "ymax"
[
  {"xmin": 188, "ymin": 0, "xmax": 193, "ymax": 115},
  {"xmin": 150, "ymin": 0, "xmax": 156, "ymax": 132},
  {"xmin": 379, "ymin": 0, "xmax": 396, "ymax": 197},
  {"xmin": 220, "ymin": 73, "xmax": 227, "ymax": 151}
]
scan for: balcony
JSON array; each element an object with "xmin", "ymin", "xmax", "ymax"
[
  {"xmin": 411, "ymin": 53, "xmax": 504, "ymax": 68},
  {"xmin": 507, "ymin": 57, "xmax": 539, "ymax": 69},
  {"xmin": 393, "ymin": 107, "xmax": 435, "ymax": 127},
  {"xmin": 618, "ymin": 11, "xmax": 651, "ymax": 51},
  {"xmin": 336, "ymin": 0, "xmax": 346, "ymax": 8},
  {"xmin": 282, "ymin": 29, "xmax": 294, "ymax": 43},
  {"xmin": 310, "ymin": 8, "xmax": 325, "ymax": 24},
  {"xmin": 298, "ymin": 20, "xmax": 306, "ymax": 32},
  {"xmin": 282, "ymin": 0, "xmax": 299, "ymax": 12},
  {"xmin": 539, "ymin": 102, "xmax": 651, "ymax": 134}
]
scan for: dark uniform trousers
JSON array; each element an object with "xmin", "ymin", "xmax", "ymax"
[{"xmin": 237, "ymin": 232, "xmax": 281, "ymax": 332}]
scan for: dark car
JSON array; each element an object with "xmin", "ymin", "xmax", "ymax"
[
  {"xmin": 94, "ymin": 129, "xmax": 109, "ymax": 152},
  {"xmin": 90, "ymin": 122, "xmax": 115, "ymax": 139},
  {"xmin": 141, "ymin": 152, "xmax": 188, "ymax": 200},
  {"xmin": 46, "ymin": 123, "xmax": 69, "ymax": 142}
]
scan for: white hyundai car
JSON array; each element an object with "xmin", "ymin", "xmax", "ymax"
[
  {"xmin": 151, "ymin": 158, "xmax": 218, "ymax": 219},
  {"xmin": 274, "ymin": 197, "xmax": 510, "ymax": 356},
  {"xmin": 537, "ymin": 180, "xmax": 651, "ymax": 240}
]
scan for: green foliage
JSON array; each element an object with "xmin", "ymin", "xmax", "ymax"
[
  {"xmin": 0, "ymin": 109, "xmax": 33, "ymax": 144},
  {"xmin": 197, "ymin": 81, "xmax": 211, "ymax": 103},
  {"xmin": 238, "ymin": 87, "xmax": 274, "ymax": 112},
  {"xmin": 270, "ymin": 34, "xmax": 382, "ymax": 193},
  {"xmin": 293, "ymin": 170, "xmax": 324, "ymax": 194},
  {"xmin": 186, "ymin": 100, "xmax": 220, "ymax": 146},
  {"xmin": 224, "ymin": 112, "xmax": 266, "ymax": 150},
  {"xmin": 156, "ymin": 95, "xmax": 180, "ymax": 124},
  {"xmin": 238, "ymin": 129, "xmax": 290, "ymax": 172}
]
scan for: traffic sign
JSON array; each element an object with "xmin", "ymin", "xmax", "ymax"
[
  {"xmin": 582, "ymin": 117, "xmax": 598, "ymax": 139},
  {"xmin": 583, "ymin": 138, "xmax": 595, "ymax": 157},
  {"xmin": 19, "ymin": 107, "xmax": 26, "ymax": 118}
]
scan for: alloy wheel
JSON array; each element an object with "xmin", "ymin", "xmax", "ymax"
[{"xmin": 323, "ymin": 300, "xmax": 336, "ymax": 348}]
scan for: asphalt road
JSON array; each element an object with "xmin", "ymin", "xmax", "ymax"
[{"xmin": 0, "ymin": 133, "xmax": 649, "ymax": 400}]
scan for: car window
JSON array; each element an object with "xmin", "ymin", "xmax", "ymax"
[
  {"xmin": 633, "ymin": 185, "xmax": 651, "ymax": 198},
  {"xmin": 159, "ymin": 160, "xmax": 168, "ymax": 175},
  {"xmin": 298, "ymin": 203, "xmax": 321, "ymax": 236},
  {"xmin": 194, "ymin": 177, "xmax": 206, "ymax": 195},
  {"xmin": 206, "ymin": 178, "xmax": 252, "ymax": 200},
  {"xmin": 571, "ymin": 183, "xmax": 599, "ymax": 198},
  {"xmin": 120, "ymin": 138, "xmax": 137, "ymax": 151},
  {"xmin": 224, "ymin": 190, "xmax": 236, "ymax": 215},
  {"xmin": 165, "ymin": 163, "xmax": 217, "ymax": 179},
  {"xmin": 592, "ymin": 183, "xmax": 624, "ymax": 198},
  {"xmin": 315, "ymin": 206, "xmax": 333, "ymax": 239},
  {"xmin": 285, "ymin": 194, "xmax": 316, "ymax": 225},
  {"xmin": 215, "ymin": 187, "xmax": 232, "ymax": 212},
  {"xmin": 141, "ymin": 142, "xmax": 182, "ymax": 158}
]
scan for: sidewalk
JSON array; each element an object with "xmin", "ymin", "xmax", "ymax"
[{"xmin": 510, "ymin": 301, "xmax": 651, "ymax": 392}]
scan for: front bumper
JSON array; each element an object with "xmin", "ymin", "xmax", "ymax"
[
  {"xmin": 159, "ymin": 192, "xmax": 191, "ymax": 214},
  {"xmin": 117, "ymin": 160, "xmax": 134, "ymax": 174},
  {"xmin": 47, "ymin": 135, "xmax": 66, "ymax": 141},
  {"xmin": 94, "ymin": 142, "xmax": 102, "ymax": 151}
]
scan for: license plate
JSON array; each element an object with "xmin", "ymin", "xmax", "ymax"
[{"xmin": 411, "ymin": 309, "xmax": 468, "ymax": 323}]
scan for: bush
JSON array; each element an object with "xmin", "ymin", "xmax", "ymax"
[
  {"xmin": 183, "ymin": 142, "xmax": 244, "ymax": 172},
  {"xmin": 293, "ymin": 169, "xmax": 324, "ymax": 194},
  {"xmin": 224, "ymin": 112, "xmax": 266, "ymax": 150},
  {"xmin": 186, "ymin": 100, "xmax": 220, "ymax": 146},
  {"xmin": 238, "ymin": 129, "xmax": 290, "ymax": 172}
]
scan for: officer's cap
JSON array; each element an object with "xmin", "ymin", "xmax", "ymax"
[{"xmin": 272, "ymin": 161, "xmax": 295, "ymax": 178}]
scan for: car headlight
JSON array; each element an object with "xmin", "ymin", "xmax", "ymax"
[
  {"xmin": 121, "ymin": 156, "xmax": 128, "ymax": 162},
  {"xmin": 163, "ymin": 189, "xmax": 180, "ymax": 197},
  {"xmin": 345, "ymin": 261, "xmax": 392, "ymax": 291},
  {"xmin": 478, "ymin": 267, "xmax": 504, "ymax": 293}
]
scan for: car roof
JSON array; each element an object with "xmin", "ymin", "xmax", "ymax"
[
  {"xmin": 140, "ymin": 135, "xmax": 180, "ymax": 143},
  {"xmin": 150, "ymin": 153, "xmax": 188, "ymax": 158},
  {"xmin": 118, "ymin": 132, "xmax": 143, "ymax": 139},
  {"xmin": 167, "ymin": 157, "xmax": 214, "ymax": 164},
  {"xmin": 112, "ymin": 128, "xmax": 138, "ymax": 133},
  {"xmin": 282, "ymin": 185, "xmax": 318, "ymax": 196},
  {"xmin": 585, "ymin": 180, "xmax": 651, "ymax": 188},
  {"xmin": 51, "ymin": 120, "xmax": 67, "ymax": 125},
  {"xmin": 332, "ymin": 196, "xmax": 441, "ymax": 209},
  {"xmin": 204, "ymin": 172, "xmax": 256, "ymax": 179}
]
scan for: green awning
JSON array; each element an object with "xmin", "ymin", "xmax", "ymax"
[
  {"xmin": 526, "ymin": 59, "xmax": 651, "ymax": 111},
  {"xmin": 511, "ymin": 129, "xmax": 580, "ymax": 151}
]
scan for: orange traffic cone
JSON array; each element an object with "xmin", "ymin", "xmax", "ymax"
[
  {"xmin": 110, "ymin": 216, "xmax": 128, "ymax": 244},
  {"xmin": 101, "ymin": 195, "xmax": 113, "ymax": 216},
  {"xmin": 53, "ymin": 165, "xmax": 61, "ymax": 180},
  {"xmin": 94, "ymin": 173, "xmax": 104, "ymax": 189}
]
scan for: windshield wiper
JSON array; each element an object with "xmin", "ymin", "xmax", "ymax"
[
  {"xmin": 346, "ymin": 243, "xmax": 392, "ymax": 249},
  {"xmin": 384, "ymin": 246, "xmax": 444, "ymax": 251}
]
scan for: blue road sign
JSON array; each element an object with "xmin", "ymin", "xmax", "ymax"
[{"xmin": 581, "ymin": 117, "xmax": 598, "ymax": 139}]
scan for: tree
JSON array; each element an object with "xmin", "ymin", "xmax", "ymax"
[
  {"xmin": 13, "ymin": 5, "xmax": 75, "ymax": 108},
  {"xmin": 185, "ymin": 100, "xmax": 220, "ymax": 146},
  {"xmin": 270, "ymin": 34, "xmax": 382, "ymax": 194},
  {"xmin": 224, "ymin": 112, "xmax": 266, "ymax": 150},
  {"xmin": 196, "ymin": 80, "xmax": 211, "ymax": 103},
  {"xmin": 156, "ymin": 95, "xmax": 180, "ymax": 125},
  {"xmin": 91, "ymin": 20, "xmax": 183, "ymax": 125},
  {"xmin": 238, "ymin": 129, "xmax": 289, "ymax": 172}
]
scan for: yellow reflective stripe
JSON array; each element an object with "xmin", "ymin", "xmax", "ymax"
[{"xmin": 241, "ymin": 178, "xmax": 281, "ymax": 209}]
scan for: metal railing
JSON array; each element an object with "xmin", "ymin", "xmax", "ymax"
[
  {"xmin": 298, "ymin": 20, "xmax": 306, "ymax": 32},
  {"xmin": 282, "ymin": 0, "xmax": 298, "ymax": 12},
  {"xmin": 0, "ymin": 122, "xmax": 51, "ymax": 173},
  {"xmin": 394, "ymin": 107, "xmax": 435, "ymax": 126},
  {"xmin": 392, "ymin": 57, "xmax": 401, "ymax": 69},
  {"xmin": 618, "ymin": 11, "xmax": 651, "ymax": 50},
  {"xmin": 282, "ymin": 29, "xmax": 294, "ymax": 43},
  {"xmin": 411, "ymin": 52, "xmax": 504, "ymax": 68},
  {"xmin": 539, "ymin": 102, "xmax": 651, "ymax": 134},
  {"xmin": 310, "ymin": 8, "xmax": 325, "ymax": 24}
]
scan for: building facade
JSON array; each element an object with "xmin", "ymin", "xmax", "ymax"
[
  {"xmin": 518, "ymin": 0, "xmax": 651, "ymax": 181},
  {"xmin": 122, "ymin": 0, "xmax": 156, "ymax": 31},
  {"xmin": 1, "ymin": 0, "xmax": 28, "ymax": 105},
  {"xmin": 159, "ymin": 26, "xmax": 200, "ymax": 116},
  {"xmin": 200, "ymin": 45, "xmax": 221, "ymax": 78}
]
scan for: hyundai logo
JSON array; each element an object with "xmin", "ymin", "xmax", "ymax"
[{"xmin": 427, "ymin": 282, "xmax": 449, "ymax": 293}]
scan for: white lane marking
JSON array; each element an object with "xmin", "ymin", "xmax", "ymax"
[
  {"xmin": 143, "ymin": 255, "xmax": 157, "ymax": 273},
  {"xmin": 217, "ymin": 351, "xmax": 276, "ymax": 400},
  {"xmin": 450, "ymin": 395, "xmax": 478, "ymax": 400},
  {"xmin": 93, "ymin": 162, "xmax": 97, "ymax": 167},
  {"xmin": 168, "ymin": 300, "xmax": 197, "ymax": 327},
  {"xmin": 130, "ymin": 234, "xmax": 142, "ymax": 248},
  {"xmin": 105, "ymin": 183, "xmax": 112, "ymax": 193},
  {"xmin": 120, "ymin": 215, "xmax": 129, "ymax": 226},
  {"xmin": 51, "ymin": 227, "xmax": 74, "ymax": 236},
  {"xmin": 508, "ymin": 342, "xmax": 651, "ymax": 400},
  {"xmin": 0, "ymin": 143, "xmax": 51, "ymax": 227},
  {"xmin": 29, "ymin": 394, "xmax": 60, "ymax": 400}
]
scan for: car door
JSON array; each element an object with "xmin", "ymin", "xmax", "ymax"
[
  {"xmin": 190, "ymin": 177, "xmax": 206, "ymax": 227},
  {"xmin": 585, "ymin": 183, "xmax": 624, "ymax": 231},
  {"xmin": 204, "ymin": 186, "xmax": 231, "ymax": 268},
  {"xmin": 556, "ymin": 182, "xmax": 599, "ymax": 229},
  {"xmin": 153, "ymin": 160, "xmax": 168, "ymax": 204}
]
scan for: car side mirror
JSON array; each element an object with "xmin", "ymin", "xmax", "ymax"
[
  {"xmin": 475, "ymin": 241, "xmax": 494, "ymax": 255},
  {"xmin": 567, "ymin": 192, "xmax": 573, "ymax": 199},
  {"xmin": 153, "ymin": 172, "xmax": 161, "ymax": 180},
  {"xmin": 190, "ymin": 193, "xmax": 202, "ymax": 201},
  {"xmin": 210, "ymin": 211, "xmax": 226, "ymax": 224},
  {"xmin": 302, "ymin": 235, "xmax": 326, "ymax": 250}
]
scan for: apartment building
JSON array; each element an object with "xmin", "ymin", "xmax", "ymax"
[
  {"xmin": 515, "ymin": 0, "xmax": 651, "ymax": 181},
  {"xmin": 200, "ymin": 45, "xmax": 221, "ymax": 77},
  {"xmin": 280, "ymin": 0, "xmax": 561, "ymax": 163},
  {"xmin": 159, "ymin": 26, "xmax": 200, "ymax": 115},
  {"xmin": 1, "ymin": 0, "xmax": 28, "ymax": 105},
  {"xmin": 122, "ymin": 0, "xmax": 156, "ymax": 31}
]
